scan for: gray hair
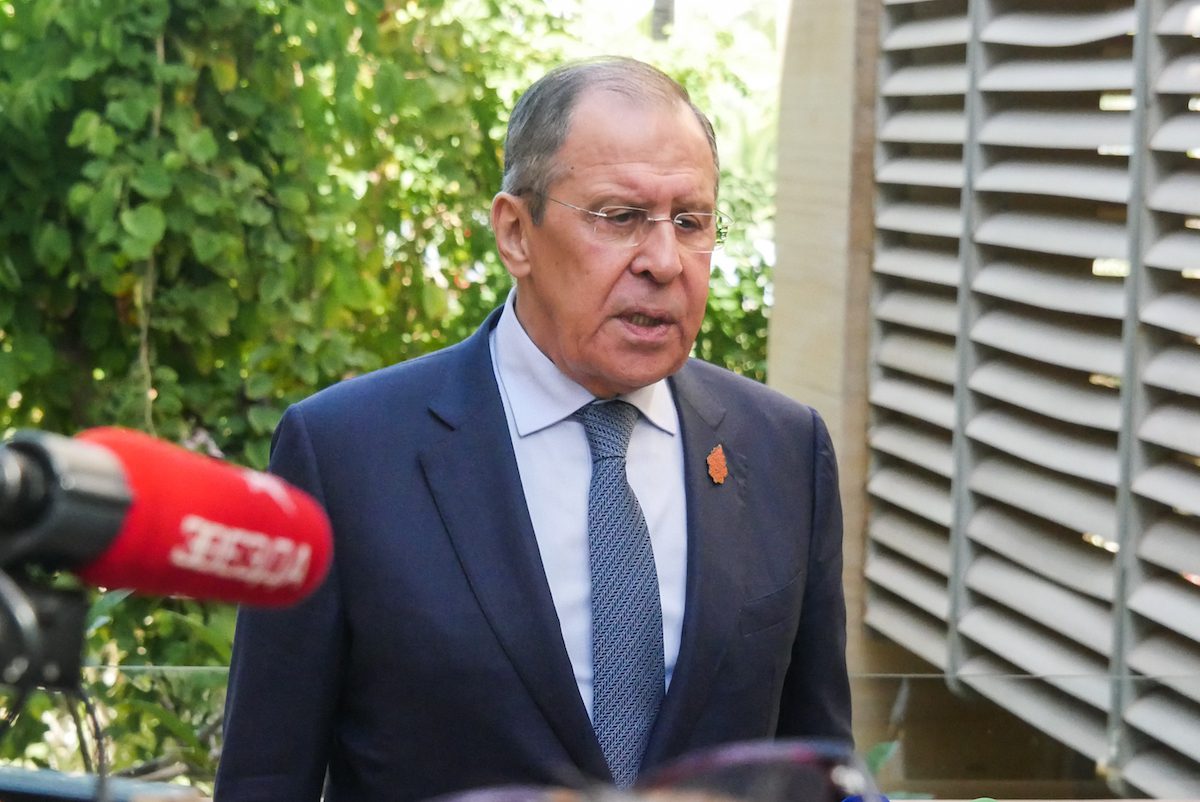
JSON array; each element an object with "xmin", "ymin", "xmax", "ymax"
[{"xmin": 500, "ymin": 56, "xmax": 720, "ymax": 222}]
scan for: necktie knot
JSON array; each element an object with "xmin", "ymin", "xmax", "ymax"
[{"xmin": 576, "ymin": 400, "xmax": 638, "ymax": 461}]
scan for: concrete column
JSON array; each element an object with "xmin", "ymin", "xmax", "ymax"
[{"xmin": 768, "ymin": 0, "xmax": 877, "ymax": 674}]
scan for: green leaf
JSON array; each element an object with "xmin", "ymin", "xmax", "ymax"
[
  {"xmin": 66, "ymin": 110, "xmax": 101, "ymax": 147},
  {"xmin": 33, "ymin": 224, "xmax": 71, "ymax": 275},
  {"xmin": 247, "ymin": 404, "xmax": 280, "ymax": 434},
  {"xmin": 120, "ymin": 204, "xmax": 166, "ymax": 244},
  {"xmin": 179, "ymin": 126, "xmax": 218, "ymax": 164},
  {"xmin": 130, "ymin": 163, "xmax": 173, "ymax": 200},
  {"xmin": 194, "ymin": 283, "xmax": 238, "ymax": 336},
  {"xmin": 259, "ymin": 269, "xmax": 289, "ymax": 304},
  {"xmin": 89, "ymin": 123, "xmax": 120, "ymax": 157},
  {"xmin": 123, "ymin": 698, "xmax": 205, "ymax": 752},
  {"xmin": 86, "ymin": 589, "xmax": 135, "ymax": 637},
  {"xmin": 237, "ymin": 198, "xmax": 272, "ymax": 227},
  {"xmin": 210, "ymin": 55, "xmax": 238, "ymax": 93},
  {"xmin": 244, "ymin": 372, "xmax": 275, "ymax": 400},
  {"xmin": 245, "ymin": 437, "xmax": 271, "ymax": 470},
  {"xmin": 0, "ymin": 256, "xmax": 19, "ymax": 291},
  {"xmin": 190, "ymin": 228, "xmax": 224, "ymax": 263},
  {"xmin": 276, "ymin": 186, "xmax": 309, "ymax": 213},
  {"xmin": 106, "ymin": 95, "xmax": 154, "ymax": 130},
  {"xmin": 156, "ymin": 608, "xmax": 234, "ymax": 663},
  {"xmin": 864, "ymin": 740, "xmax": 900, "ymax": 775},
  {"xmin": 296, "ymin": 329, "xmax": 321, "ymax": 354},
  {"xmin": 14, "ymin": 332, "xmax": 55, "ymax": 376},
  {"xmin": 186, "ymin": 187, "xmax": 222, "ymax": 216},
  {"xmin": 67, "ymin": 181, "xmax": 95, "ymax": 213}
]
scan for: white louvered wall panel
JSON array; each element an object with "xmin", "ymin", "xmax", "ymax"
[
  {"xmin": 867, "ymin": 0, "xmax": 970, "ymax": 672},
  {"xmin": 863, "ymin": 0, "xmax": 1200, "ymax": 795},
  {"xmin": 956, "ymin": 0, "xmax": 1132, "ymax": 763},
  {"xmin": 1119, "ymin": 0, "xmax": 1200, "ymax": 796}
]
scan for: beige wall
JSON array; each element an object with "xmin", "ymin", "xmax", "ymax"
[{"xmin": 768, "ymin": 0, "xmax": 877, "ymax": 673}]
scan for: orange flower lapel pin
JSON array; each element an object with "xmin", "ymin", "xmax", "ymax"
[{"xmin": 706, "ymin": 444, "xmax": 728, "ymax": 485}]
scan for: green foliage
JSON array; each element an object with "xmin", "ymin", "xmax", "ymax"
[
  {"xmin": 0, "ymin": 0, "xmax": 779, "ymax": 790},
  {"xmin": 0, "ymin": 0, "xmax": 566, "ymax": 459}
]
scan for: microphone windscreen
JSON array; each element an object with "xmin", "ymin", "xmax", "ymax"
[{"xmin": 74, "ymin": 427, "xmax": 332, "ymax": 607}]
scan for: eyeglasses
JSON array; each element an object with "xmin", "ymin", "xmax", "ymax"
[{"xmin": 542, "ymin": 195, "xmax": 730, "ymax": 253}]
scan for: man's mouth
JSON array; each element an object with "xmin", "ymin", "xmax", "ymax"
[{"xmin": 625, "ymin": 312, "xmax": 668, "ymax": 327}]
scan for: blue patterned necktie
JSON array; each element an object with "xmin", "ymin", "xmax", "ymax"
[{"xmin": 575, "ymin": 400, "xmax": 665, "ymax": 788}]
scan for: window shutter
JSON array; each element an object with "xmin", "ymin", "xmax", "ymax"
[{"xmin": 867, "ymin": 0, "xmax": 1200, "ymax": 795}]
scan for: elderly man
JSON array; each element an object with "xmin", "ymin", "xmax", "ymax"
[{"xmin": 215, "ymin": 56, "xmax": 851, "ymax": 802}]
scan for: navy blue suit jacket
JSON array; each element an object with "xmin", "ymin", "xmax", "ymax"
[{"xmin": 214, "ymin": 308, "xmax": 851, "ymax": 801}]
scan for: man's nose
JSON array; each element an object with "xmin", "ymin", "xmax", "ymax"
[{"xmin": 631, "ymin": 219, "xmax": 685, "ymax": 282}]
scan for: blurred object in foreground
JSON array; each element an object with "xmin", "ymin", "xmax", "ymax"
[
  {"xmin": 428, "ymin": 740, "xmax": 883, "ymax": 802},
  {"xmin": 641, "ymin": 739, "xmax": 883, "ymax": 802}
]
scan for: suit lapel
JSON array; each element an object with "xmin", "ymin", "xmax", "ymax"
[
  {"xmin": 417, "ymin": 311, "xmax": 608, "ymax": 780},
  {"xmin": 644, "ymin": 363, "xmax": 748, "ymax": 768}
]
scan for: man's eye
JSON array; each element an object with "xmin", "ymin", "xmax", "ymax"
[
  {"xmin": 674, "ymin": 214, "xmax": 705, "ymax": 232},
  {"xmin": 600, "ymin": 208, "xmax": 644, "ymax": 226}
]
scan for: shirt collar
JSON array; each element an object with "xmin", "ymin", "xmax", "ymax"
[{"xmin": 493, "ymin": 289, "xmax": 677, "ymax": 438}]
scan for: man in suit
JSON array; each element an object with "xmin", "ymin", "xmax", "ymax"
[{"xmin": 214, "ymin": 56, "xmax": 851, "ymax": 802}]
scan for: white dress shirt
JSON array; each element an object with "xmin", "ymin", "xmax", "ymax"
[{"xmin": 489, "ymin": 290, "xmax": 688, "ymax": 720}]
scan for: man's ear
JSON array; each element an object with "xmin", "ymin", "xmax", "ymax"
[{"xmin": 491, "ymin": 192, "xmax": 533, "ymax": 279}]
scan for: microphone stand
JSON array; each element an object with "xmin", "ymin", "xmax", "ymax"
[{"xmin": 0, "ymin": 566, "xmax": 106, "ymax": 801}]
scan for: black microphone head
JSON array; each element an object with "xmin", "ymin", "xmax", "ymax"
[{"xmin": 0, "ymin": 445, "xmax": 50, "ymax": 531}]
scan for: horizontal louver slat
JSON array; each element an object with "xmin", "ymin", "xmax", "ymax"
[
  {"xmin": 1158, "ymin": 0, "xmax": 1200, "ymax": 36},
  {"xmin": 1133, "ymin": 461, "xmax": 1200, "ymax": 516},
  {"xmin": 1150, "ymin": 113, "xmax": 1200, "ymax": 152},
  {"xmin": 884, "ymin": 14, "xmax": 970, "ymax": 50},
  {"xmin": 960, "ymin": 655, "xmax": 1109, "ymax": 760},
  {"xmin": 870, "ymin": 420, "xmax": 954, "ymax": 477},
  {"xmin": 1122, "ymin": 749, "xmax": 1200, "ymax": 799},
  {"xmin": 958, "ymin": 605, "xmax": 1111, "ymax": 709},
  {"xmin": 883, "ymin": 63, "xmax": 970, "ymax": 96},
  {"xmin": 970, "ymin": 455, "xmax": 1117, "ymax": 540},
  {"xmin": 1140, "ymin": 400, "xmax": 1200, "ymax": 457},
  {"xmin": 981, "ymin": 8, "xmax": 1136, "ymax": 47},
  {"xmin": 877, "ymin": 289, "xmax": 960, "ymax": 336},
  {"xmin": 877, "ymin": 200, "xmax": 964, "ymax": 238},
  {"xmin": 869, "ymin": 509, "xmax": 952, "ymax": 575},
  {"xmin": 979, "ymin": 110, "xmax": 1131, "ymax": 151},
  {"xmin": 869, "ymin": 466, "xmax": 954, "ymax": 527},
  {"xmin": 877, "ymin": 156, "xmax": 965, "ymax": 189},
  {"xmin": 1128, "ymin": 632, "xmax": 1200, "ymax": 704},
  {"xmin": 876, "ymin": 330, "xmax": 958, "ymax": 385},
  {"xmin": 879, "ymin": 110, "xmax": 967, "ymax": 144},
  {"xmin": 968, "ymin": 504, "xmax": 1114, "ymax": 600},
  {"xmin": 965, "ymin": 553, "xmax": 1112, "ymax": 654},
  {"xmin": 863, "ymin": 594, "xmax": 949, "ymax": 669},
  {"xmin": 975, "ymin": 160, "xmax": 1128, "ymax": 204},
  {"xmin": 1138, "ymin": 516, "xmax": 1200, "ymax": 576},
  {"xmin": 971, "ymin": 309, "xmax": 1123, "ymax": 376},
  {"xmin": 1124, "ymin": 691, "xmax": 1200, "ymax": 763},
  {"xmin": 1156, "ymin": 52, "xmax": 1200, "ymax": 94},
  {"xmin": 1129, "ymin": 577, "xmax": 1200, "ymax": 642},
  {"xmin": 974, "ymin": 212, "xmax": 1127, "ymax": 260},
  {"xmin": 874, "ymin": 245, "xmax": 962, "ymax": 286},
  {"xmin": 866, "ymin": 551, "xmax": 950, "ymax": 620},
  {"xmin": 967, "ymin": 407, "xmax": 1118, "ymax": 486},
  {"xmin": 1141, "ymin": 292, "xmax": 1200, "ymax": 338},
  {"xmin": 1143, "ymin": 346, "xmax": 1200, "ymax": 397},
  {"xmin": 969, "ymin": 359, "xmax": 1121, "ymax": 430},
  {"xmin": 1144, "ymin": 230, "xmax": 1200, "ymax": 273},
  {"xmin": 979, "ymin": 58, "xmax": 1132, "ymax": 92},
  {"xmin": 972, "ymin": 260, "xmax": 1125, "ymax": 319},
  {"xmin": 871, "ymin": 376, "xmax": 957, "ymax": 429},
  {"xmin": 1148, "ymin": 171, "xmax": 1200, "ymax": 216}
]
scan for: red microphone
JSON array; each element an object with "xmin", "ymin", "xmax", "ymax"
[{"xmin": 0, "ymin": 427, "xmax": 332, "ymax": 607}]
